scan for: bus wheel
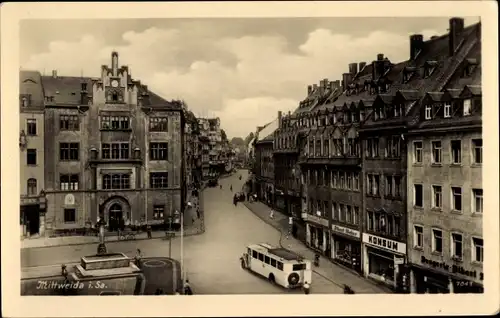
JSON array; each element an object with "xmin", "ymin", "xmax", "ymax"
[
  {"xmin": 288, "ymin": 273, "xmax": 300, "ymax": 286},
  {"xmin": 268, "ymin": 274, "xmax": 275, "ymax": 284}
]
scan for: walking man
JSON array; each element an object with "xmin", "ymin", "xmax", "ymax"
[{"xmin": 269, "ymin": 209, "xmax": 274, "ymax": 219}]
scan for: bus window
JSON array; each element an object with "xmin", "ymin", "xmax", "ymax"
[
  {"xmin": 264, "ymin": 256, "xmax": 270, "ymax": 264},
  {"xmin": 258, "ymin": 253, "xmax": 264, "ymax": 262},
  {"xmin": 252, "ymin": 250, "xmax": 258, "ymax": 259},
  {"xmin": 293, "ymin": 263, "xmax": 306, "ymax": 271},
  {"xmin": 277, "ymin": 261, "xmax": 284, "ymax": 270},
  {"xmin": 270, "ymin": 259, "xmax": 277, "ymax": 267}
]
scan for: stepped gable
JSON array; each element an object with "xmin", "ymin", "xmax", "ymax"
[{"xmin": 20, "ymin": 70, "xmax": 45, "ymax": 108}]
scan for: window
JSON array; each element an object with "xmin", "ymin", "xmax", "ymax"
[
  {"xmin": 444, "ymin": 103, "xmax": 451, "ymax": 118},
  {"xmin": 452, "ymin": 187, "xmax": 462, "ymax": 211},
  {"xmin": 432, "ymin": 229, "xmax": 443, "ymax": 253},
  {"xmin": 270, "ymin": 258, "xmax": 277, "ymax": 267},
  {"xmin": 414, "ymin": 184, "xmax": 423, "ymax": 207},
  {"xmin": 345, "ymin": 205, "xmax": 352, "ymax": 224},
  {"xmin": 414, "ymin": 225, "xmax": 423, "ymax": 248},
  {"xmin": 386, "ymin": 176, "xmax": 394, "ymax": 197},
  {"xmin": 332, "ymin": 203, "xmax": 338, "ymax": 220},
  {"xmin": 27, "ymin": 149, "xmax": 37, "ymax": 165},
  {"xmin": 451, "ymin": 140, "xmax": 462, "ymax": 164},
  {"xmin": 367, "ymin": 211, "xmax": 374, "ymax": 231},
  {"xmin": 101, "ymin": 143, "xmax": 129, "ymax": 159},
  {"xmin": 366, "ymin": 138, "xmax": 379, "ymax": 158},
  {"xmin": 277, "ymin": 261, "xmax": 284, "ymax": 271},
  {"xmin": 353, "ymin": 173, "xmax": 359, "ymax": 191},
  {"xmin": 472, "ymin": 139, "xmax": 482, "ymax": 164},
  {"xmin": 150, "ymin": 117, "xmax": 168, "ymax": 132},
  {"xmin": 463, "ymin": 99, "xmax": 471, "ymax": 116},
  {"xmin": 60, "ymin": 174, "xmax": 79, "ymax": 191},
  {"xmin": 258, "ymin": 253, "xmax": 264, "ymax": 262},
  {"xmin": 472, "ymin": 237, "xmax": 483, "ymax": 263},
  {"xmin": 425, "ymin": 105, "xmax": 432, "ymax": 119},
  {"xmin": 340, "ymin": 172, "xmax": 345, "ymax": 189},
  {"xmin": 27, "ymin": 119, "xmax": 37, "ymax": 135},
  {"xmin": 353, "ymin": 207, "xmax": 359, "ymax": 225},
  {"xmin": 431, "ymin": 141, "xmax": 442, "ymax": 164},
  {"xmin": 149, "ymin": 142, "xmax": 168, "ymax": 161},
  {"xmin": 366, "ymin": 174, "xmax": 379, "ymax": 196},
  {"xmin": 293, "ymin": 264, "xmax": 306, "ymax": 271},
  {"xmin": 60, "ymin": 115, "xmax": 80, "ymax": 131},
  {"xmin": 394, "ymin": 176, "xmax": 401, "ymax": 197},
  {"xmin": 347, "ymin": 173, "xmax": 353, "ymax": 189},
  {"xmin": 385, "ymin": 136, "xmax": 401, "ymax": 158},
  {"xmin": 27, "ymin": 178, "xmax": 37, "ymax": 196},
  {"xmin": 252, "ymin": 250, "xmax": 258, "ymax": 259},
  {"xmin": 64, "ymin": 208, "xmax": 76, "ymax": 223},
  {"xmin": 153, "ymin": 205, "xmax": 165, "ymax": 219},
  {"xmin": 413, "ymin": 141, "xmax": 423, "ymax": 163},
  {"xmin": 430, "ymin": 185, "xmax": 442, "ymax": 209},
  {"xmin": 339, "ymin": 204, "xmax": 345, "ymax": 222},
  {"xmin": 451, "ymin": 233, "xmax": 463, "ymax": 259},
  {"xmin": 102, "ymin": 174, "xmax": 130, "ymax": 190},
  {"xmin": 473, "ymin": 189, "xmax": 483, "ymax": 213},
  {"xmin": 264, "ymin": 256, "xmax": 270, "ymax": 264},
  {"xmin": 150, "ymin": 172, "xmax": 169, "ymax": 189},
  {"xmin": 59, "ymin": 142, "xmax": 80, "ymax": 161},
  {"xmin": 101, "ymin": 116, "xmax": 129, "ymax": 130}
]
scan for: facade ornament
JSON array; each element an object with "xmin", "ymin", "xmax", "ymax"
[{"xmin": 19, "ymin": 130, "xmax": 27, "ymax": 150}]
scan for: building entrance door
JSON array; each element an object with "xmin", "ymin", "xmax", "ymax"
[
  {"xmin": 109, "ymin": 203, "xmax": 123, "ymax": 220},
  {"xmin": 23, "ymin": 204, "xmax": 40, "ymax": 235}
]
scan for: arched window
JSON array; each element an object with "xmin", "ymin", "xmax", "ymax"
[{"xmin": 27, "ymin": 178, "xmax": 37, "ymax": 195}]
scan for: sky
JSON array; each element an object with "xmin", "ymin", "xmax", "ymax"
[{"xmin": 20, "ymin": 17, "xmax": 479, "ymax": 139}]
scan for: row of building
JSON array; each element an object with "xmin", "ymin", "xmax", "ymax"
[
  {"xmin": 249, "ymin": 18, "xmax": 483, "ymax": 293},
  {"xmin": 19, "ymin": 52, "xmax": 234, "ymax": 237}
]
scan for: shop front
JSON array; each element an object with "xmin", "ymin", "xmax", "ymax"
[
  {"xmin": 362, "ymin": 233, "xmax": 407, "ymax": 289},
  {"xmin": 20, "ymin": 193, "xmax": 47, "ymax": 237},
  {"xmin": 410, "ymin": 255, "xmax": 484, "ymax": 294},
  {"xmin": 330, "ymin": 224, "xmax": 362, "ymax": 273},
  {"xmin": 274, "ymin": 188, "xmax": 286, "ymax": 212},
  {"xmin": 303, "ymin": 212, "xmax": 330, "ymax": 256}
]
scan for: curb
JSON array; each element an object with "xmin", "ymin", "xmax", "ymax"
[
  {"xmin": 22, "ymin": 186, "xmax": 209, "ymax": 251},
  {"xmin": 242, "ymin": 201, "xmax": 394, "ymax": 294}
]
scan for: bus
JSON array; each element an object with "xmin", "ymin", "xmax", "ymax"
[{"xmin": 240, "ymin": 243, "xmax": 312, "ymax": 289}]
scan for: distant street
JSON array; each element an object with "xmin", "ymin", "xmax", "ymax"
[{"xmin": 22, "ymin": 170, "xmax": 343, "ymax": 294}]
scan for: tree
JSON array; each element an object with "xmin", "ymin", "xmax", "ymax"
[
  {"xmin": 244, "ymin": 132, "xmax": 255, "ymax": 147},
  {"xmin": 230, "ymin": 137, "xmax": 245, "ymax": 147}
]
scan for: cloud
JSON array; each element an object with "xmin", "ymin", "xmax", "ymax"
[{"xmin": 23, "ymin": 25, "xmax": 441, "ymax": 138}]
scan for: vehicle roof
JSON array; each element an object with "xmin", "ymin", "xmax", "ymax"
[{"xmin": 247, "ymin": 244, "xmax": 306, "ymax": 262}]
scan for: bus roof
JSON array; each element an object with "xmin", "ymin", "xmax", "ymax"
[{"xmin": 247, "ymin": 244, "xmax": 304, "ymax": 261}]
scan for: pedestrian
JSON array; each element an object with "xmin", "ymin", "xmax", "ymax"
[
  {"xmin": 196, "ymin": 208, "xmax": 200, "ymax": 219},
  {"xmin": 269, "ymin": 209, "xmax": 274, "ymax": 219},
  {"xmin": 134, "ymin": 249, "xmax": 142, "ymax": 268},
  {"xmin": 184, "ymin": 279, "xmax": 193, "ymax": 295},
  {"xmin": 230, "ymin": 185, "xmax": 233, "ymax": 192},
  {"xmin": 220, "ymin": 184, "xmax": 222, "ymax": 190},
  {"xmin": 146, "ymin": 224, "xmax": 152, "ymax": 239},
  {"xmin": 303, "ymin": 281, "xmax": 310, "ymax": 295}
]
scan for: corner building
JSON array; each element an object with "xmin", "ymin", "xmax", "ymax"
[
  {"xmin": 406, "ymin": 19, "xmax": 483, "ymax": 293},
  {"xmin": 19, "ymin": 71, "xmax": 47, "ymax": 237},
  {"xmin": 42, "ymin": 52, "xmax": 184, "ymax": 232}
]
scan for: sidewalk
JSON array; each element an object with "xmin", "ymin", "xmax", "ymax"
[
  {"xmin": 21, "ymin": 184, "xmax": 207, "ymax": 250},
  {"xmin": 243, "ymin": 200, "xmax": 393, "ymax": 294}
]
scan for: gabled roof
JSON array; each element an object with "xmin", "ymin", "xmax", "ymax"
[
  {"xmin": 256, "ymin": 117, "xmax": 279, "ymax": 143},
  {"xmin": 20, "ymin": 70, "xmax": 45, "ymax": 108}
]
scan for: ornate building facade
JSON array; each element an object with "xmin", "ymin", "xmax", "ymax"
[{"xmin": 38, "ymin": 52, "xmax": 185, "ymax": 233}]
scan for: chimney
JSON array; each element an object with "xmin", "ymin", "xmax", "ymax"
[
  {"xmin": 377, "ymin": 53, "xmax": 384, "ymax": 61},
  {"xmin": 80, "ymin": 82, "xmax": 88, "ymax": 105},
  {"xmin": 410, "ymin": 34, "xmax": 424, "ymax": 60},
  {"xmin": 52, "ymin": 70, "xmax": 57, "ymax": 79},
  {"xmin": 348, "ymin": 63, "xmax": 358, "ymax": 75},
  {"xmin": 342, "ymin": 73, "xmax": 353, "ymax": 91},
  {"xmin": 372, "ymin": 54, "xmax": 389, "ymax": 80},
  {"xmin": 313, "ymin": 84, "xmax": 318, "ymax": 92},
  {"xmin": 449, "ymin": 17, "xmax": 465, "ymax": 56},
  {"xmin": 359, "ymin": 62, "xmax": 367, "ymax": 71},
  {"xmin": 278, "ymin": 111, "xmax": 282, "ymax": 128},
  {"xmin": 307, "ymin": 85, "xmax": 313, "ymax": 95}
]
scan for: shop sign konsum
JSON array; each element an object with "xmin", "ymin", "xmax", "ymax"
[{"xmin": 362, "ymin": 233, "xmax": 406, "ymax": 255}]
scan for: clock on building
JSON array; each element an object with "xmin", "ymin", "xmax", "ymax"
[{"xmin": 111, "ymin": 79, "xmax": 119, "ymax": 88}]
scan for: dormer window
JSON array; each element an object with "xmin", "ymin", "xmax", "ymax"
[
  {"xmin": 82, "ymin": 83, "xmax": 88, "ymax": 91},
  {"xmin": 394, "ymin": 104, "xmax": 403, "ymax": 117},
  {"xmin": 360, "ymin": 110, "xmax": 365, "ymax": 122},
  {"xmin": 464, "ymin": 59, "xmax": 478, "ymax": 77},
  {"xmin": 351, "ymin": 112, "xmax": 357, "ymax": 123},
  {"xmin": 403, "ymin": 67, "xmax": 416, "ymax": 83},
  {"xmin": 22, "ymin": 97, "xmax": 28, "ymax": 107},
  {"xmin": 444, "ymin": 103, "xmax": 452, "ymax": 118},
  {"xmin": 424, "ymin": 105, "xmax": 432, "ymax": 119},
  {"xmin": 463, "ymin": 99, "xmax": 472, "ymax": 116},
  {"xmin": 424, "ymin": 61, "xmax": 438, "ymax": 78}
]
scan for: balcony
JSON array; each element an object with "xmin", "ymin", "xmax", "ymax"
[{"xmin": 301, "ymin": 212, "xmax": 329, "ymax": 227}]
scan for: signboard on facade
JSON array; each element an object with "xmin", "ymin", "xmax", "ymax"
[
  {"xmin": 331, "ymin": 224, "xmax": 360, "ymax": 238},
  {"xmin": 20, "ymin": 197, "xmax": 39, "ymax": 205},
  {"xmin": 64, "ymin": 194, "xmax": 75, "ymax": 206},
  {"xmin": 394, "ymin": 256, "xmax": 405, "ymax": 265},
  {"xmin": 362, "ymin": 233, "xmax": 406, "ymax": 255}
]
